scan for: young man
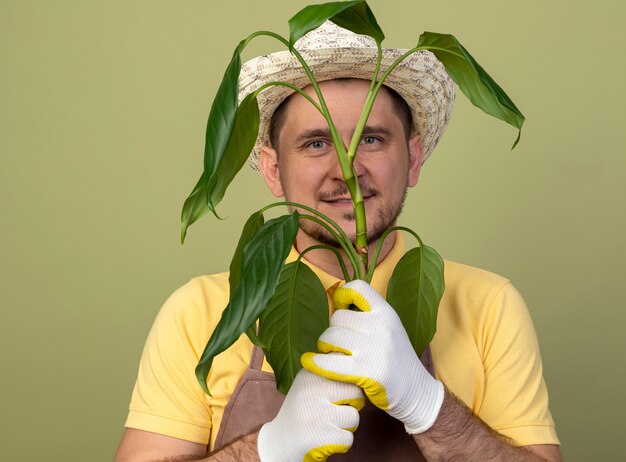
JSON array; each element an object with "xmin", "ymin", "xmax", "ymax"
[{"xmin": 115, "ymin": 22, "xmax": 561, "ymax": 461}]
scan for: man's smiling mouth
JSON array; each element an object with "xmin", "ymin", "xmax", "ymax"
[
  {"xmin": 325, "ymin": 197, "xmax": 353, "ymax": 204},
  {"xmin": 318, "ymin": 186, "xmax": 376, "ymax": 205}
]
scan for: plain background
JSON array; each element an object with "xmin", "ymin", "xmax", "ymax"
[{"xmin": 2, "ymin": 0, "xmax": 624, "ymax": 460}]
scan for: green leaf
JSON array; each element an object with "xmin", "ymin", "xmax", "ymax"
[
  {"xmin": 229, "ymin": 209, "xmax": 266, "ymax": 347},
  {"xmin": 259, "ymin": 261, "xmax": 329, "ymax": 394},
  {"xmin": 180, "ymin": 171, "xmax": 210, "ymax": 243},
  {"xmin": 195, "ymin": 213, "xmax": 299, "ymax": 395},
  {"xmin": 207, "ymin": 92, "xmax": 260, "ymax": 210},
  {"xmin": 180, "ymin": 39, "xmax": 245, "ymax": 241},
  {"xmin": 331, "ymin": 1, "xmax": 384, "ymax": 44},
  {"xmin": 229, "ymin": 210, "xmax": 265, "ymax": 297},
  {"xmin": 417, "ymin": 32, "xmax": 525, "ymax": 147},
  {"xmin": 180, "ymin": 44, "xmax": 261, "ymax": 241},
  {"xmin": 288, "ymin": 0, "xmax": 367, "ymax": 48},
  {"xmin": 387, "ymin": 245, "xmax": 445, "ymax": 356},
  {"xmin": 203, "ymin": 39, "xmax": 246, "ymax": 175}
]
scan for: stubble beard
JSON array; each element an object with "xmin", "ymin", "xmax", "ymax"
[{"xmin": 286, "ymin": 182, "xmax": 409, "ymax": 249}]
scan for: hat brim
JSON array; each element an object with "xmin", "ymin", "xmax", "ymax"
[{"xmin": 239, "ymin": 47, "xmax": 455, "ymax": 171}]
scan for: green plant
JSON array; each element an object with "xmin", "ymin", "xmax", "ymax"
[{"xmin": 181, "ymin": 0, "xmax": 524, "ymax": 395}]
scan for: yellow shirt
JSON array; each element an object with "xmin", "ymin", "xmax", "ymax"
[{"xmin": 126, "ymin": 234, "xmax": 558, "ymax": 449}]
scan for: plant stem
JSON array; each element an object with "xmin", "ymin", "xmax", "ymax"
[
  {"xmin": 299, "ymin": 214, "xmax": 358, "ymax": 277},
  {"xmin": 365, "ymin": 226, "xmax": 425, "ymax": 282},
  {"xmin": 373, "ymin": 47, "xmax": 428, "ymax": 96},
  {"xmin": 365, "ymin": 226, "xmax": 396, "ymax": 283},
  {"xmin": 252, "ymin": 32, "xmax": 344, "ymax": 149},
  {"xmin": 390, "ymin": 225, "xmax": 424, "ymax": 247},
  {"xmin": 297, "ymin": 244, "xmax": 351, "ymax": 282},
  {"xmin": 345, "ymin": 46, "xmax": 434, "ymax": 276},
  {"xmin": 259, "ymin": 201, "xmax": 363, "ymax": 280},
  {"xmin": 253, "ymin": 81, "xmax": 323, "ymax": 115},
  {"xmin": 247, "ymin": 31, "xmax": 373, "ymax": 278},
  {"xmin": 340, "ymin": 42, "xmax": 386, "ymax": 276}
]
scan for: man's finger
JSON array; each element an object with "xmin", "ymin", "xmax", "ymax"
[
  {"xmin": 301, "ymin": 352, "xmax": 356, "ymax": 383},
  {"xmin": 317, "ymin": 326, "xmax": 365, "ymax": 355},
  {"xmin": 329, "ymin": 307, "xmax": 372, "ymax": 330},
  {"xmin": 333, "ymin": 283, "xmax": 374, "ymax": 312},
  {"xmin": 313, "ymin": 373, "xmax": 365, "ymax": 410},
  {"xmin": 327, "ymin": 400, "xmax": 363, "ymax": 430}
]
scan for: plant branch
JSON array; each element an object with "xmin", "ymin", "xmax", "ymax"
[
  {"xmin": 373, "ymin": 46, "xmax": 425, "ymax": 96},
  {"xmin": 391, "ymin": 225, "xmax": 424, "ymax": 247},
  {"xmin": 257, "ymin": 201, "xmax": 363, "ymax": 280},
  {"xmin": 346, "ymin": 47, "xmax": 436, "ymax": 275},
  {"xmin": 299, "ymin": 214, "xmax": 360, "ymax": 280},
  {"xmin": 257, "ymin": 202, "xmax": 348, "ymax": 247},
  {"xmin": 253, "ymin": 32, "xmax": 345, "ymax": 156},
  {"xmin": 245, "ymin": 30, "xmax": 370, "ymax": 277},
  {"xmin": 365, "ymin": 226, "xmax": 425, "ymax": 282},
  {"xmin": 297, "ymin": 244, "xmax": 351, "ymax": 282},
  {"xmin": 253, "ymin": 81, "xmax": 323, "ymax": 115},
  {"xmin": 365, "ymin": 226, "xmax": 396, "ymax": 283},
  {"xmin": 367, "ymin": 40, "xmax": 384, "ymax": 95},
  {"xmin": 351, "ymin": 48, "xmax": 425, "ymax": 157},
  {"xmin": 260, "ymin": 33, "xmax": 365, "ymax": 269}
]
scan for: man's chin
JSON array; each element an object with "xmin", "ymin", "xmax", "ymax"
[
  {"xmin": 297, "ymin": 220, "xmax": 390, "ymax": 250},
  {"xmin": 298, "ymin": 223, "xmax": 347, "ymax": 249}
]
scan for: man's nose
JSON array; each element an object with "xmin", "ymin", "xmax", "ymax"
[
  {"xmin": 352, "ymin": 151, "xmax": 366, "ymax": 177},
  {"xmin": 329, "ymin": 147, "xmax": 366, "ymax": 180}
]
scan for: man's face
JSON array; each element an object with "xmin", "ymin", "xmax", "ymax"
[{"xmin": 260, "ymin": 79, "xmax": 423, "ymax": 247}]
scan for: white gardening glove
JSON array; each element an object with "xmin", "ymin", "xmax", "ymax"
[
  {"xmin": 301, "ymin": 280, "xmax": 444, "ymax": 434},
  {"xmin": 257, "ymin": 368, "xmax": 365, "ymax": 462}
]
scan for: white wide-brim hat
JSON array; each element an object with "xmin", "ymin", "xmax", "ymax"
[{"xmin": 239, "ymin": 21, "xmax": 456, "ymax": 170}]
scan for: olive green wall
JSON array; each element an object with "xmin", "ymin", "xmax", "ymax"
[{"xmin": 1, "ymin": 0, "xmax": 624, "ymax": 459}]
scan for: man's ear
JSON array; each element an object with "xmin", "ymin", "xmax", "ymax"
[
  {"xmin": 259, "ymin": 146, "xmax": 284, "ymax": 198},
  {"xmin": 407, "ymin": 136, "xmax": 424, "ymax": 187}
]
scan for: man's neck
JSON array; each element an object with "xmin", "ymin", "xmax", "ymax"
[{"xmin": 294, "ymin": 231, "xmax": 397, "ymax": 280}]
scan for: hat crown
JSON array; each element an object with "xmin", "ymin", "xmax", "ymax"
[{"xmin": 295, "ymin": 21, "xmax": 376, "ymax": 51}]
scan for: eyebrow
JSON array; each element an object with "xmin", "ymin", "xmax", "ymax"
[
  {"xmin": 362, "ymin": 125, "xmax": 394, "ymax": 138},
  {"xmin": 294, "ymin": 128, "xmax": 331, "ymax": 144},
  {"xmin": 294, "ymin": 125, "xmax": 395, "ymax": 144}
]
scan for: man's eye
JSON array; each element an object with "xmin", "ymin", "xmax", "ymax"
[
  {"xmin": 308, "ymin": 140, "xmax": 326, "ymax": 149},
  {"xmin": 361, "ymin": 136, "xmax": 380, "ymax": 145}
]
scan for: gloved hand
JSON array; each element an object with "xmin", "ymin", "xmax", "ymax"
[
  {"xmin": 301, "ymin": 280, "xmax": 444, "ymax": 434},
  {"xmin": 257, "ymin": 368, "xmax": 365, "ymax": 462}
]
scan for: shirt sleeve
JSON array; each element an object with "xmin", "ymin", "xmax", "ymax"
[
  {"xmin": 125, "ymin": 279, "xmax": 214, "ymax": 445},
  {"xmin": 478, "ymin": 281, "xmax": 559, "ymax": 446}
]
